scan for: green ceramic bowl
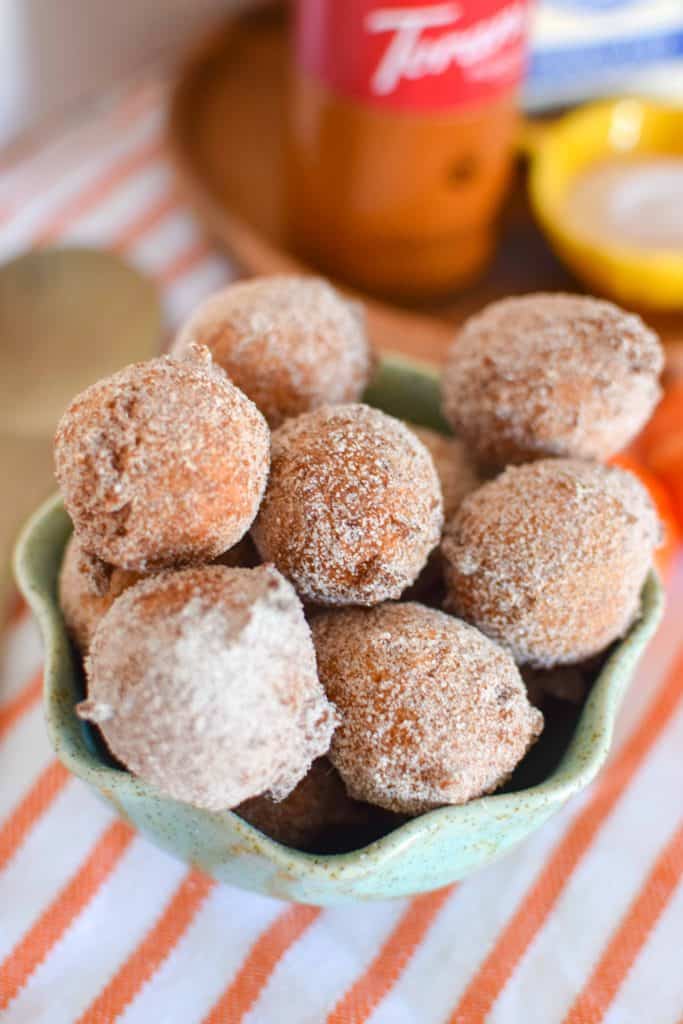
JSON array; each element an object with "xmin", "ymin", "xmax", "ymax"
[{"xmin": 14, "ymin": 356, "xmax": 664, "ymax": 905}]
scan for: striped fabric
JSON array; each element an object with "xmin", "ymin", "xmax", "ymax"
[{"xmin": 1, "ymin": 79, "xmax": 682, "ymax": 1024}]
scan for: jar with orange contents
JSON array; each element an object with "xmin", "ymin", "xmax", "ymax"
[{"xmin": 287, "ymin": 0, "xmax": 530, "ymax": 301}]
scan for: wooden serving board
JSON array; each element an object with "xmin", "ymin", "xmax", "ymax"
[{"xmin": 168, "ymin": 2, "xmax": 683, "ymax": 365}]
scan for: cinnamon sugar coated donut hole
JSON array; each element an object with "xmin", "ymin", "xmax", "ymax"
[
  {"xmin": 441, "ymin": 293, "xmax": 663, "ymax": 468},
  {"xmin": 172, "ymin": 275, "xmax": 375, "ymax": 427},
  {"xmin": 54, "ymin": 346, "xmax": 269, "ymax": 573},
  {"xmin": 410, "ymin": 425, "xmax": 480, "ymax": 520},
  {"xmin": 400, "ymin": 426, "xmax": 479, "ymax": 604},
  {"xmin": 236, "ymin": 758, "xmax": 381, "ymax": 850},
  {"xmin": 58, "ymin": 534, "xmax": 260, "ymax": 654},
  {"xmin": 251, "ymin": 404, "xmax": 443, "ymax": 605},
  {"xmin": 312, "ymin": 603, "xmax": 543, "ymax": 815},
  {"xmin": 59, "ymin": 535, "xmax": 142, "ymax": 654},
  {"xmin": 442, "ymin": 459, "xmax": 660, "ymax": 668},
  {"xmin": 77, "ymin": 565, "xmax": 337, "ymax": 811}
]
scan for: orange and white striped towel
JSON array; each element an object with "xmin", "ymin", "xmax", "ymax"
[{"xmin": 1, "ymin": 79, "xmax": 682, "ymax": 1024}]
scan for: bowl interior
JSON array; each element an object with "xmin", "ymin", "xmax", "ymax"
[{"xmin": 13, "ymin": 355, "xmax": 666, "ymax": 899}]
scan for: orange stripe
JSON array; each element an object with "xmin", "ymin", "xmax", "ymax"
[
  {"xmin": 0, "ymin": 78, "xmax": 156, "ymax": 210},
  {"xmin": 0, "ymin": 78, "xmax": 155, "ymax": 180},
  {"xmin": 203, "ymin": 905, "xmax": 321, "ymax": 1024},
  {"xmin": 0, "ymin": 670, "xmax": 43, "ymax": 743},
  {"xmin": 110, "ymin": 187, "xmax": 180, "ymax": 252},
  {"xmin": 563, "ymin": 821, "xmax": 683, "ymax": 1024},
  {"xmin": 35, "ymin": 136, "xmax": 165, "ymax": 245},
  {"xmin": 76, "ymin": 867, "xmax": 214, "ymax": 1024},
  {"xmin": 109, "ymin": 81, "xmax": 161, "ymax": 132},
  {"xmin": 327, "ymin": 886, "xmax": 454, "ymax": 1024},
  {"xmin": 449, "ymin": 648, "xmax": 683, "ymax": 1024},
  {"xmin": 0, "ymin": 760, "xmax": 70, "ymax": 873},
  {"xmin": 0, "ymin": 819, "xmax": 134, "ymax": 1011},
  {"xmin": 3, "ymin": 593, "xmax": 27, "ymax": 628},
  {"xmin": 159, "ymin": 238, "xmax": 216, "ymax": 287}
]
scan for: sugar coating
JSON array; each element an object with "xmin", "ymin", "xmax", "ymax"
[
  {"xmin": 410, "ymin": 425, "xmax": 480, "ymax": 520},
  {"xmin": 58, "ymin": 534, "xmax": 142, "ymax": 654},
  {"xmin": 172, "ymin": 275, "xmax": 375, "ymax": 428},
  {"xmin": 58, "ymin": 533, "xmax": 259, "ymax": 654},
  {"xmin": 251, "ymin": 404, "xmax": 444, "ymax": 606},
  {"xmin": 441, "ymin": 293, "xmax": 663, "ymax": 467},
  {"xmin": 442, "ymin": 459, "xmax": 660, "ymax": 668},
  {"xmin": 401, "ymin": 426, "xmax": 480, "ymax": 603},
  {"xmin": 78, "ymin": 565, "xmax": 338, "ymax": 811},
  {"xmin": 54, "ymin": 345, "xmax": 270, "ymax": 573},
  {"xmin": 312, "ymin": 602, "xmax": 543, "ymax": 815},
  {"xmin": 236, "ymin": 757, "xmax": 375, "ymax": 850}
]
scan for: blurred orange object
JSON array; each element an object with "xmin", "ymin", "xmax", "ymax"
[
  {"xmin": 638, "ymin": 381, "xmax": 683, "ymax": 458},
  {"xmin": 642, "ymin": 436, "xmax": 683, "ymax": 537},
  {"xmin": 610, "ymin": 453, "xmax": 680, "ymax": 579},
  {"xmin": 634, "ymin": 379, "xmax": 683, "ymax": 541}
]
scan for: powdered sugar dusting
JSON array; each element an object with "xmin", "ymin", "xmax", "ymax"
[
  {"xmin": 59, "ymin": 534, "xmax": 142, "ymax": 653},
  {"xmin": 172, "ymin": 276, "xmax": 376, "ymax": 427},
  {"xmin": 312, "ymin": 602, "xmax": 543, "ymax": 815},
  {"xmin": 54, "ymin": 345, "xmax": 270, "ymax": 572},
  {"xmin": 441, "ymin": 293, "xmax": 663, "ymax": 468},
  {"xmin": 442, "ymin": 458, "xmax": 660, "ymax": 667},
  {"xmin": 58, "ymin": 532, "xmax": 261, "ymax": 653},
  {"xmin": 79, "ymin": 564, "xmax": 337, "ymax": 810},
  {"xmin": 251, "ymin": 403, "xmax": 444, "ymax": 605}
]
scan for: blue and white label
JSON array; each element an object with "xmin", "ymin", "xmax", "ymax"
[{"xmin": 527, "ymin": 0, "xmax": 683, "ymax": 108}]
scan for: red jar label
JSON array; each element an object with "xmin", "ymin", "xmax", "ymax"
[{"xmin": 294, "ymin": 0, "xmax": 529, "ymax": 112}]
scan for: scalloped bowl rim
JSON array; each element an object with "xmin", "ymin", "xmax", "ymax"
[{"xmin": 13, "ymin": 356, "xmax": 665, "ymax": 885}]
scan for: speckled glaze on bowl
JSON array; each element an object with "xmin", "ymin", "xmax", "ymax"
[{"xmin": 14, "ymin": 356, "xmax": 664, "ymax": 905}]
